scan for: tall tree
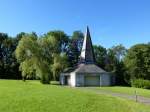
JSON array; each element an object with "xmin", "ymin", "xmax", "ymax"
[
  {"xmin": 124, "ymin": 44, "xmax": 150, "ymax": 83},
  {"xmin": 45, "ymin": 31, "xmax": 69, "ymax": 53},
  {"xmin": 16, "ymin": 32, "xmax": 26, "ymax": 41},
  {"xmin": 67, "ymin": 31, "xmax": 84, "ymax": 66},
  {"xmin": 51, "ymin": 53, "xmax": 69, "ymax": 80},
  {"xmin": 111, "ymin": 44, "xmax": 127, "ymax": 61},
  {"xmin": 105, "ymin": 44, "xmax": 127, "ymax": 85},
  {"xmin": 93, "ymin": 45, "xmax": 107, "ymax": 69},
  {"xmin": 0, "ymin": 33, "xmax": 8, "ymax": 78},
  {"xmin": 0, "ymin": 33, "xmax": 21, "ymax": 79},
  {"xmin": 15, "ymin": 33, "xmax": 52, "ymax": 83}
]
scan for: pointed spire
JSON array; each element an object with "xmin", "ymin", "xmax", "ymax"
[{"xmin": 79, "ymin": 26, "xmax": 95, "ymax": 64}]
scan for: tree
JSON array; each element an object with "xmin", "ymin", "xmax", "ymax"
[
  {"xmin": 45, "ymin": 31, "xmax": 69, "ymax": 53},
  {"xmin": 43, "ymin": 31, "xmax": 70, "ymax": 81},
  {"xmin": 16, "ymin": 32, "xmax": 26, "ymax": 42},
  {"xmin": 93, "ymin": 45, "xmax": 107, "ymax": 69},
  {"xmin": 0, "ymin": 33, "xmax": 8, "ymax": 78},
  {"xmin": 67, "ymin": 31, "xmax": 84, "ymax": 66},
  {"xmin": 0, "ymin": 33, "xmax": 21, "ymax": 79},
  {"xmin": 111, "ymin": 44, "xmax": 127, "ymax": 61},
  {"xmin": 15, "ymin": 33, "xmax": 51, "ymax": 83},
  {"xmin": 51, "ymin": 53, "xmax": 69, "ymax": 80},
  {"xmin": 105, "ymin": 44, "xmax": 127, "ymax": 85},
  {"xmin": 124, "ymin": 44, "xmax": 150, "ymax": 83},
  {"xmin": 105, "ymin": 44, "xmax": 127, "ymax": 72},
  {"xmin": 105, "ymin": 48, "xmax": 117, "ymax": 72}
]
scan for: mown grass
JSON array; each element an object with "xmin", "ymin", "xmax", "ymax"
[
  {"xmin": 0, "ymin": 80, "xmax": 150, "ymax": 112},
  {"xmin": 96, "ymin": 86, "xmax": 150, "ymax": 98}
]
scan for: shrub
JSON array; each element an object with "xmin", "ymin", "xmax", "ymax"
[
  {"xmin": 40, "ymin": 74, "xmax": 50, "ymax": 84},
  {"xmin": 50, "ymin": 81, "xmax": 60, "ymax": 85},
  {"xmin": 131, "ymin": 79, "xmax": 150, "ymax": 89}
]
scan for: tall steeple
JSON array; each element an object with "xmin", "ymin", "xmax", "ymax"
[{"xmin": 79, "ymin": 26, "xmax": 95, "ymax": 64}]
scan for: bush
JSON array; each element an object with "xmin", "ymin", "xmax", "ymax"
[
  {"xmin": 50, "ymin": 81, "xmax": 60, "ymax": 85},
  {"xmin": 40, "ymin": 74, "xmax": 50, "ymax": 84},
  {"xmin": 131, "ymin": 79, "xmax": 150, "ymax": 89}
]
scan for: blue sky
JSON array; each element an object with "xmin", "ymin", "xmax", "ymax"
[{"xmin": 0, "ymin": 0, "xmax": 150, "ymax": 48}]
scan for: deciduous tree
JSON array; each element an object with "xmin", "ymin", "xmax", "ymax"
[{"xmin": 124, "ymin": 44, "xmax": 150, "ymax": 83}]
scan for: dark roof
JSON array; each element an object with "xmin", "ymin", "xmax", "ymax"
[
  {"xmin": 74, "ymin": 64, "xmax": 106, "ymax": 73},
  {"xmin": 63, "ymin": 64, "xmax": 106, "ymax": 74},
  {"xmin": 79, "ymin": 27, "xmax": 95, "ymax": 64}
]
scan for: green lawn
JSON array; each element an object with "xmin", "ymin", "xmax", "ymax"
[
  {"xmin": 95, "ymin": 86, "xmax": 150, "ymax": 98},
  {"xmin": 0, "ymin": 80, "xmax": 150, "ymax": 112}
]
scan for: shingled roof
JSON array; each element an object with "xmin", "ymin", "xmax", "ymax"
[{"xmin": 74, "ymin": 64, "xmax": 106, "ymax": 73}]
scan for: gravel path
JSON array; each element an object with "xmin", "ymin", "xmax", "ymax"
[{"xmin": 77, "ymin": 87, "xmax": 150, "ymax": 105}]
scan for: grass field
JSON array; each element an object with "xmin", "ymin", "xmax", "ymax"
[
  {"xmin": 0, "ymin": 80, "xmax": 150, "ymax": 112},
  {"xmin": 96, "ymin": 86, "xmax": 150, "ymax": 98}
]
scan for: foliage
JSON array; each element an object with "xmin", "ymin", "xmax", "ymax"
[
  {"xmin": 105, "ymin": 44, "xmax": 127, "ymax": 72},
  {"xmin": 50, "ymin": 81, "xmax": 60, "ymax": 85},
  {"xmin": 93, "ymin": 45, "xmax": 107, "ymax": 69},
  {"xmin": 124, "ymin": 44, "xmax": 150, "ymax": 83},
  {"xmin": 15, "ymin": 31, "xmax": 70, "ymax": 83},
  {"xmin": 45, "ymin": 30, "xmax": 69, "ymax": 53},
  {"xmin": 0, "ymin": 29, "xmax": 150, "ymax": 87},
  {"xmin": 105, "ymin": 45, "xmax": 127, "ymax": 85},
  {"xmin": 111, "ymin": 44, "xmax": 127, "ymax": 61},
  {"xmin": 51, "ymin": 53, "xmax": 69, "ymax": 80},
  {"xmin": 114, "ymin": 61, "xmax": 128, "ymax": 85},
  {"xmin": 43, "ymin": 31, "xmax": 70, "ymax": 80},
  {"xmin": 67, "ymin": 31, "xmax": 84, "ymax": 66},
  {"xmin": 15, "ymin": 33, "xmax": 51, "ymax": 84},
  {"xmin": 131, "ymin": 79, "xmax": 150, "ymax": 89},
  {"xmin": 0, "ymin": 33, "xmax": 21, "ymax": 79},
  {"xmin": 105, "ymin": 48, "xmax": 117, "ymax": 72}
]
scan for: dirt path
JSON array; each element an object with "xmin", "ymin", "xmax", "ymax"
[{"xmin": 77, "ymin": 87, "xmax": 150, "ymax": 105}]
